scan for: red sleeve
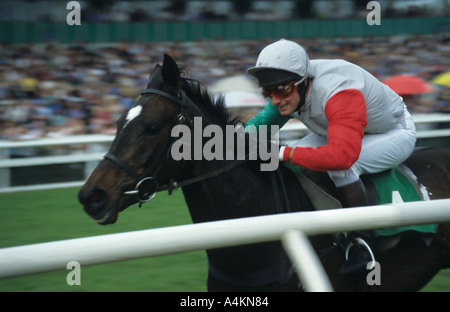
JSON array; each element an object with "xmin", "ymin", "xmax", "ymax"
[{"xmin": 282, "ymin": 89, "xmax": 367, "ymax": 171}]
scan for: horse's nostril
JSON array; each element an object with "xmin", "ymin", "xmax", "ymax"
[
  {"xmin": 89, "ymin": 189, "xmax": 105, "ymax": 203},
  {"xmin": 78, "ymin": 188, "xmax": 107, "ymax": 208}
]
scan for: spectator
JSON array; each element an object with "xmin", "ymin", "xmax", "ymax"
[{"xmin": 0, "ymin": 34, "xmax": 449, "ymax": 143}]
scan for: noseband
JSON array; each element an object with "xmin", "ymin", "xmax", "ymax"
[{"xmin": 104, "ymin": 88, "xmax": 246, "ymax": 206}]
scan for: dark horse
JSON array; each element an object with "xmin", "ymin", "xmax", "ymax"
[{"xmin": 78, "ymin": 54, "xmax": 450, "ymax": 291}]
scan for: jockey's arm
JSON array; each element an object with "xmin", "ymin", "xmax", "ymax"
[
  {"xmin": 280, "ymin": 89, "xmax": 368, "ymax": 171},
  {"xmin": 244, "ymin": 99, "xmax": 290, "ymax": 135}
]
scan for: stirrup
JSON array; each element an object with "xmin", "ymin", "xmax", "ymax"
[{"xmin": 345, "ymin": 237, "xmax": 376, "ymax": 270}]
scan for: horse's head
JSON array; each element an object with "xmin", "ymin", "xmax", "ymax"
[{"xmin": 78, "ymin": 54, "xmax": 193, "ymax": 224}]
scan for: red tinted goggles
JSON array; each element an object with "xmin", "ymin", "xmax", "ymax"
[{"xmin": 262, "ymin": 81, "xmax": 299, "ymax": 99}]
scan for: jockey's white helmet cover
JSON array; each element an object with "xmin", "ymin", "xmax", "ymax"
[{"xmin": 248, "ymin": 39, "xmax": 312, "ymax": 81}]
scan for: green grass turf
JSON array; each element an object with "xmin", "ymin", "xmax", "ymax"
[
  {"xmin": 0, "ymin": 187, "xmax": 207, "ymax": 292},
  {"xmin": 0, "ymin": 187, "xmax": 449, "ymax": 292}
]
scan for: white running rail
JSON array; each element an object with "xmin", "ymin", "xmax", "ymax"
[
  {"xmin": 0, "ymin": 114, "xmax": 449, "ymax": 193},
  {"xmin": 1, "ymin": 199, "xmax": 450, "ymax": 291}
]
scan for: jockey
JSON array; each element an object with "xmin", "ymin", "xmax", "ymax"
[{"xmin": 246, "ymin": 39, "xmax": 417, "ymax": 275}]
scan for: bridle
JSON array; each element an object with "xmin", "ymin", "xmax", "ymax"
[{"xmin": 104, "ymin": 88, "xmax": 246, "ymax": 206}]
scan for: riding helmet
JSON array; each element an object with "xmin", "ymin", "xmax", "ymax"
[{"xmin": 248, "ymin": 39, "xmax": 313, "ymax": 87}]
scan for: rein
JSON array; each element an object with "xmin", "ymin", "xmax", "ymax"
[{"xmin": 104, "ymin": 87, "xmax": 247, "ymax": 206}]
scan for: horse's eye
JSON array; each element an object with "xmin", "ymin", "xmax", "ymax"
[{"xmin": 146, "ymin": 123, "xmax": 162, "ymax": 135}]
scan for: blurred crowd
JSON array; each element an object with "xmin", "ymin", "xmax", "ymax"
[
  {"xmin": 1, "ymin": 33, "xmax": 450, "ymax": 141},
  {"xmin": 80, "ymin": 1, "xmax": 445, "ymax": 23},
  {"xmin": 3, "ymin": 1, "xmax": 448, "ymax": 23}
]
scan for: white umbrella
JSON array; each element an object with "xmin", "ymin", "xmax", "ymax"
[
  {"xmin": 209, "ymin": 75, "xmax": 260, "ymax": 93},
  {"xmin": 217, "ymin": 90, "xmax": 267, "ymax": 108}
]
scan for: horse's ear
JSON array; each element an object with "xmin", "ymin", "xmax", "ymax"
[
  {"xmin": 161, "ymin": 53, "xmax": 181, "ymax": 90},
  {"xmin": 147, "ymin": 63, "xmax": 162, "ymax": 87}
]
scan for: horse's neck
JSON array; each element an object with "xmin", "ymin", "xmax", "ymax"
[
  {"xmin": 181, "ymin": 160, "xmax": 275, "ymax": 223},
  {"xmin": 181, "ymin": 160, "xmax": 312, "ymax": 224}
]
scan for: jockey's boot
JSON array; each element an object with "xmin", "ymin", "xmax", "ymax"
[
  {"xmin": 336, "ymin": 179, "xmax": 374, "ymax": 275},
  {"xmin": 336, "ymin": 178, "xmax": 369, "ymax": 209}
]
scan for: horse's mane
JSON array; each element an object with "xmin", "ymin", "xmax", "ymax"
[{"xmin": 178, "ymin": 67, "xmax": 241, "ymax": 128}]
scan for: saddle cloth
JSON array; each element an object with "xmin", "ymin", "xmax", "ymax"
[{"xmin": 286, "ymin": 163, "xmax": 436, "ymax": 236}]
